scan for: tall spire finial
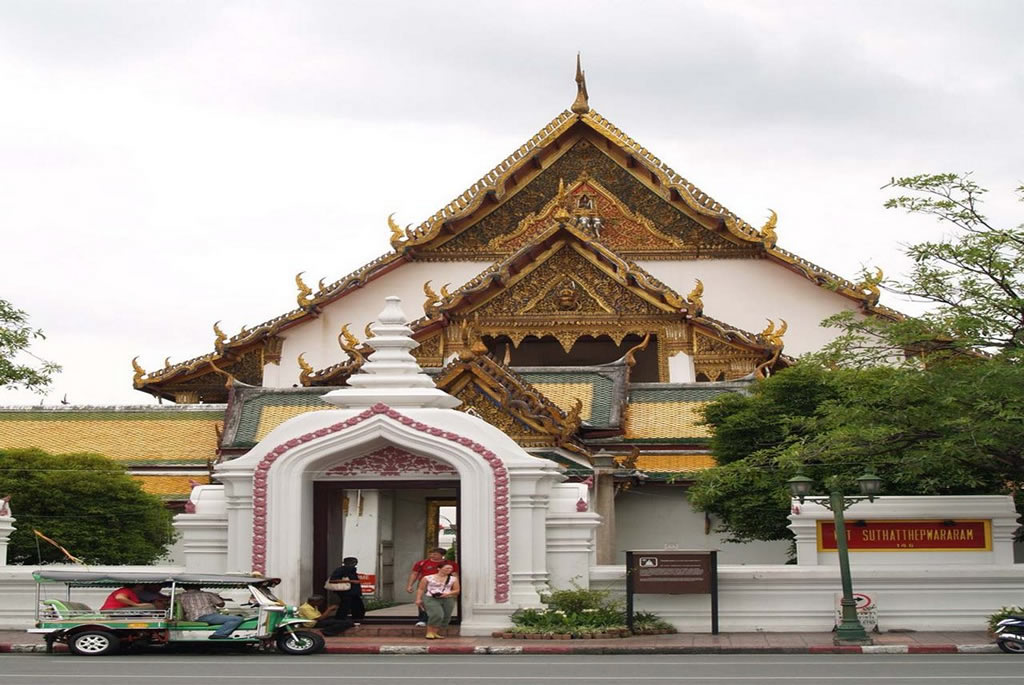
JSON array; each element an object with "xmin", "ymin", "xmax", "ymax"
[{"xmin": 571, "ymin": 53, "xmax": 590, "ymax": 115}]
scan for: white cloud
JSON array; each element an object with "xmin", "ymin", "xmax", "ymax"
[{"xmin": 0, "ymin": 0, "xmax": 1021, "ymax": 406}]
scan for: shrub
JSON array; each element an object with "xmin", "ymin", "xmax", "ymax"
[
  {"xmin": 508, "ymin": 584, "xmax": 670, "ymax": 636},
  {"xmin": 987, "ymin": 606, "xmax": 1024, "ymax": 634}
]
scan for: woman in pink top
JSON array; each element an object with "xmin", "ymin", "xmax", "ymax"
[{"xmin": 414, "ymin": 561, "xmax": 460, "ymax": 639}]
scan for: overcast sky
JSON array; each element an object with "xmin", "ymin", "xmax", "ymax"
[{"xmin": 1, "ymin": 0, "xmax": 1021, "ymax": 407}]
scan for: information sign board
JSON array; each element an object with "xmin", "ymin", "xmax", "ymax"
[{"xmin": 626, "ymin": 550, "xmax": 718, "ymax": 634}]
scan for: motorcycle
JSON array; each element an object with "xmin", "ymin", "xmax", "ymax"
[{"xmin": 994, "ymin": 614, "xmax": 1024, "ymax": 654}]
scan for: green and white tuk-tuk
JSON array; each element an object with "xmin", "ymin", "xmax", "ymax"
[{"xmin": 29, "ymin": 570, "xmax": 325, "ymax": 656}]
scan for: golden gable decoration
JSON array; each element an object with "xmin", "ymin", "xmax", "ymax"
[{"xmin": 489, "ymin": 175, "xmax": 685, "ymax": 255}]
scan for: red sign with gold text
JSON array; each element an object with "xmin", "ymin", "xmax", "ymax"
[{"xmin": 817, "ymin": 519, "xmax": 991, "ymax": 552}]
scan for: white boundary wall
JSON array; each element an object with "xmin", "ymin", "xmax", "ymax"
[
  {"xmin": 0, "ymin": 565, "xmax": 182, "ymax": 630},
  {"xmin": 589, "ymin": 564, "xmax": 1024, "ymax": 632}
]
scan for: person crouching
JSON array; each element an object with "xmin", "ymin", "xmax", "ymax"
[{"xmin": 297, "ymin": 595, "xmax": 354, "ymax": 637}]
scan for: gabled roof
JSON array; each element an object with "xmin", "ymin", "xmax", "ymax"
[
  {"xmin": 135, "ymin": 90, "xmax": 894, "ymax": 399},
  {"xmin": 302, "ymin": 219, "xmax": 788, "ymax": 386}
]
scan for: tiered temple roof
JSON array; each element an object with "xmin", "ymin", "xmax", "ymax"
[
  {"xmin": 4, "ymin": 63, "xmax": 907, "ymax": 487},
  {"xmin": 131, "ymin": 73, "xmax": 894, "ymax": 405}
]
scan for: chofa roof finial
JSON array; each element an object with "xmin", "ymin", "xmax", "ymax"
[{"xmin": 571, "ymin": 53, "xmax": 590, "ymax": 115}]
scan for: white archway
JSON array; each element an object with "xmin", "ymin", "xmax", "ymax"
[{"xmin": 215, "ymin": 297, "xmax": 565, "ymax": 633}]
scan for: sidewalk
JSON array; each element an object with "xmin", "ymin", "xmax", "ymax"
[{"xmin": 0, "ymin": 629, "xmax": 999, "ymax": 654}]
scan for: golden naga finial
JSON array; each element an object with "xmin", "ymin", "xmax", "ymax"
[
  {"xmin": 388, "ymin": 213, "xmax": 407, "ymax": 248},
  {"xmin": 213, "ymin": 321, "xmax": 228, "ymax": 351},
  {"xmin": 440, "ymin": 283, "xmax": 452, "ymax": 299},
  {"xmin": 297, "ymin": 353, "xmax": 313, "ymax": 383},
  {"xmin": 132, "ymin": 356, "xmax": 146, "ymax": 386},
  {"xmin": 687, "ymin": 279, "xmax": 704, "ymax": 313},
  {"xmin": 338, "ymin": 323, "xmax": 364, "ymax": 363},
  {"xmin": 624, "ymin": 333, "xmax": 652, "ymax": 368},
  {"xmin": 557, "ymin": 397, "xmax": 584, "ymax": 445},
  {"xmin": 295, "ymin": 272, "xmax": 313, "ymax": 308},
  {"xmin": 423, "ymin": 280, "xmax": 441, "ymax": 316},
  {"xmin": 761, "ymin": 210, "xmax": 778, "ymax": 249},
  {"xmin": 571, "ymin": 53, "xmax": 590, "ymax": 115},
  {"xmin": 318, "ymin": 277, "xmax": 327, "ymax": 291},
  {"xmin": 857, "ymin": 267, "xmax": 884, "ymax": 304},
  {"xmin": 364, "ymin": 322, "xmax": 374, "ymax": 339},
  {"xmin": 761, "ymin": 319, "xmax": 788, "ymax": 347}
]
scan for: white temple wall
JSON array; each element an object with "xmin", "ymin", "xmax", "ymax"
[
  {"xmin": 0, "ymin": 565, "xmax": 183, "ymax": 629},
  {"xmin": 614, "ymin": 486, "xmax": 789, "ymax": 565},
  {"xmin": 637, "ymin": 259, "xmax": 865, "ymax": 356},
  {"xmin": 589, "ymin": 563, "xmax": 1024, "ymax": 632},
  {"xmin": 263, "ymin": 261, "xmax": 491, "ymax": 387}
]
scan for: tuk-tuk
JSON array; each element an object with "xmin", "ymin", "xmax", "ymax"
[{"xmin": 29, "ymin": 570, "xmax": 325, "ymax": 656}]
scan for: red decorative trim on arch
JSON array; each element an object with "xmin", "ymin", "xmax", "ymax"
[
  {"xmin": 325, "ymin": 446, "xmax": 457, "ymax": 478},
  {"xmin": 250, "ymin": 402, "xmax": 511, "ymax": 603}
]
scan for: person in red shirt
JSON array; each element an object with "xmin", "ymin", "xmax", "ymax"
[
  {"xmin": 405, "ymin": 548, "xmax": 459, "ymax": 626},
  {"xmin": 100, "ymin": 585, "xmax": 155, "ymax": 612}
]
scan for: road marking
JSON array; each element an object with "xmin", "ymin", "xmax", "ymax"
[
  {"xmin": 3, "ymin": 676, "xmax": 1024, "ymax": 681},
  {"xmin": 0, "ymin": 654, "xmax": 1006, "ymax": 663}
]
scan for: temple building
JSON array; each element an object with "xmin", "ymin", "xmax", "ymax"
[{"xmin": 0, "ymin": 63, "xmax": 902, "ymax": 628}]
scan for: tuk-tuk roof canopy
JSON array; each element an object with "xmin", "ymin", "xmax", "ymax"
[{"xmin": 32, "ymin": 570, "xmax": 281, "ymax": 588}]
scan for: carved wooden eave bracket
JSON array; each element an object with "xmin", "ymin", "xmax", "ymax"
[{"xmin": 435, "ymin": 352, "xmax": 588, "ymax": 455}]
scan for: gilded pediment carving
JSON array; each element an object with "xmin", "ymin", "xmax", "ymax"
[
  {"xmin": 428, "ymin": 139, "xmax": 752, "ymax": 259},
  {"xmin": 521, "ymin": 274, "xmax": 613, "ymax": 315},
  {"xmin": 489, "ymin": 175, "xmax": 685, "ymax": 255},
  {"xmin": 471, "ymin": 244, "xmax": 664, "ymax": 321}
]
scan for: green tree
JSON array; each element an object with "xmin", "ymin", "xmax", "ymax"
[
  {"xmin": 0, "ymin": 448, "xmax": 176, "ymax": 564},
  {"xmin": 1, "ymin": 298, "xmax": 60, "ymax": 392},
  {"xmin": 689, "ymin": 361, "xmax": 1024, "ymax": 543},
  {"xmin": 812, "ymin": 174, "xmax": 1024, "ymax": 367},
  {"xmin": 691, "ymin": 174, "xmax": 1024, "ymax": 543}
]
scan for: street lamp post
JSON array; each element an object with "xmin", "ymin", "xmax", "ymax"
[{"xmin": 787, "ymin": 470, "xmax": 882, "ymax": 646}]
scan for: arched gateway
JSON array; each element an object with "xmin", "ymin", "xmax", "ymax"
[{"xmin": 199, "ymin": 297, "xmax": 597, "ymax": 634}]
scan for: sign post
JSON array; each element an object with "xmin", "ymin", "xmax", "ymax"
[{"xmin": 626, "ymin": 549, "xmax": 718, "ymax": 634}]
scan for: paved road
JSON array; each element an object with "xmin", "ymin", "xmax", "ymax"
[{"xmin": 2, "ymin": 653, "xmax": 1022, "ymax": 683}]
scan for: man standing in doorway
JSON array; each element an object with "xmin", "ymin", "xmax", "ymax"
[{"xmin": 406, "ymin": 548, "xmax": 459, "ymax": 627}]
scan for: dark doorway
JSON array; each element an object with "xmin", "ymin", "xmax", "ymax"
[{"xmin": 313, "ymin": 480, "xmax": 460, "ymax": 623}]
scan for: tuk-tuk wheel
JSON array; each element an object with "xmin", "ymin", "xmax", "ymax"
[
  {"xmin": 275, "ymin": 630, "xmax": 325, "ymax": 655},
  {"xmin": 69, "ymin": 630, "xmax": 120, "ymax": 656}
]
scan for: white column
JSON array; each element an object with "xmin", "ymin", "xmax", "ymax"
[
  {"xmin": 173, "ymin": 486, "xmax": 229, "ymax": 574},
  {"xmin": 216, "ymin": 466, "xmax": 255, "ymax": 573},
  {"xmin": 507, "ymin": 464, "xmax": 562, "ymax": 605},
  {"xmin": 0, "ymin": 513, "xmax": 14, "ymax": 566},
  {"xmin": 341, "ymin": 490, "xmax": 380, "ymax": 571},
  {"xmin": 546, "ymin": 483, "xmax": 600, "ymax": 590}
]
